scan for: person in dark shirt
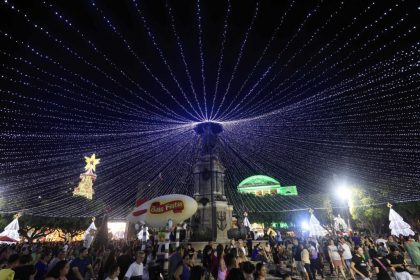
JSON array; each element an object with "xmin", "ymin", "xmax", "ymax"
[
  {"xmin": 117, "ymin": 247, "xmax": 132, "ymax": 280},
  {"xmin": 351, "ymin": 246, "xmax": 371, "ymax": 280},
  {"xmin": 67, "ymin": 247, "xmax": 94, "ymax": 280},
  {"xmin": 13, "ymin": 254, "xmax": 36, "ymax": 280},
  {"xmin": 246, "ymin": 234, "xmax": 253, "ymax": 257},
  {"xmin": 168, "ymin": 247, "xmax": 183, "ymax": 280},
  {"xmin": 185, "ymin": 243, "xmax": 195, "ymax": 259},
  {"xmin": 34, "ymin": 252, "xmax": 52, "ymax": 280},
  {"xmin": 387, "ymin": 247, "xmax": 413, "ymax": 280},
  {"xmin": 292, "ymin": 239, "xmax": 305, "ymax": 278},
  {"xmin": 202, "ymin": 241, "xmax": 213, "ymax": 271},
  {"xmin": 370, "ymin": 249, "xmax": 392, "ymax": 280},
  {"xmin": 352, "ymin": 233, "xmax": 361, "ymax": 247}
]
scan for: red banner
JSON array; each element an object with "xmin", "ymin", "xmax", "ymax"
[{"xmin": 150, "ymin": 200, "xmax": 184, "ymax": 214}]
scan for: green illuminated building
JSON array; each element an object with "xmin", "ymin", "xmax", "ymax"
[{"xmin": 237, "ymin": 175, "xmax": 298, "ymax": 196}]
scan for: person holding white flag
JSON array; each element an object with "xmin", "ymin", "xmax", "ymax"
[{"xmin": 83, "ymin": 218, "xmax": 97, "ymax": 249}]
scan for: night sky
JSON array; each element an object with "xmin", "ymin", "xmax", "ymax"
[{"xmin": 0, "ymin": 0, "xmax": 419, "ymax": 218}]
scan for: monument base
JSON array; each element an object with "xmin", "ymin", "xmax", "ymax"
[{"xmin": 190, "ymin": 201, "xmax": 233, "ymax": 243}]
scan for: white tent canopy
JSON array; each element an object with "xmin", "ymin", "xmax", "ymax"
[
  {"xmin": 0, "ymin": 217, "xmax": 20, "ymax": 242},
  {"xmin": 309, "ymin": 212, "xmax": 328, "ymax": 237},
  {"xmin": 389, "ymin": 207, "xmax": 415, "ymax": 236}
]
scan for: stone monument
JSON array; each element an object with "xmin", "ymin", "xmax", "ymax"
[{"xmin": 191, "ymin": 122, "xmax": 233, "ymax": 243}]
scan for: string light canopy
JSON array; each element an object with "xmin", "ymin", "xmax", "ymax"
[{"xmin": 0, "ymin": 0, "xmax": 419, "ymax": 218}]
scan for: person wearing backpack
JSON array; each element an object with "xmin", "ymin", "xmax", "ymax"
[{"xmin": 370, "ymin": 250, "xmax": 392, "ymax": 280}]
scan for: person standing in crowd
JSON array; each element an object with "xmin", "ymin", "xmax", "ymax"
[
  {"xmin": 301, "ymin": 243, "xmax": 312, "ymax": 280},
  {"xmin": 31, "ymin": 246, "xmax": 43, "ymax": 264},
  {"xmin": 246, "ymin": 234, "xmax": 253, "ymax": 257},
  {"xmin": 0, "ymin": 247, "xmax": 12, "ymax": 268},
  {"xmin": 370, "ymin": 250, "xmax": 392, "ymax": 280},
  {"xmin": 254, "ymin": 262, "xmax": 267, "ymax": 280},
  {"xmin": 63, "ymin": 242, "xmax": 69, "ymax": 253},
  {"xmin": 339, "ymin": 237, "xmax": 353, "ymax": 278},
  {"xmin": 387, "ymin": 236, "xmax": 399, "ymax": 251},
  {"xmin": 241, "ymin": 261, "xmax": 255, "ymax": 280},
  {"xmin": 174, "ymin": 254, "xmax": 191, "ymax": 280},
  {"xmin": 104, "ymin": 264, "xmax": 120, "ymax": 280},
  {"xmin": 14, "ymin": 254, "xmax": 36, "ymax": 280},
  {"xmin": 322, "ymin": 240, "xmax": 333, "ymax": 275},
  {"xmin": 215, "ymin": 244, "xmax": 227, "ymax": 280},
  {"xmin": 309, "ymin": 241, "xmax": 324, "ymax": 280},
  {"xmin": 387, "ymin": 246, "xmax": 413, "ymax": 280},
  {"xmin": 276, "ymin": 229, "xmax": 282, "ymax": 245},
  {"xmin": 67, "ymin": 247, "xmax": 94, "ymax": 280},
  {"xmin": 103, "ymin": 249, "xmax": 117, "ymax": 279},
  {"xmin": 293, "ymin": 239, "xmax": 305, "ymax": 279},
  {"xmin": 328, "ymin": 239, "xmax": 346, "ymax": 279},
  {"xmin": 168, "ymin": 247, "xmax": 183, "ymax": 280},
  {"xmin": 124, "ymin": 251, "xmax": 145, "ymax": 280},
  {"xmin": 226, "ymin": 267, "xmax": 245, "ymax": 280},
  {"xmin": 35, "ymin": 252, "xmax": 52, "ymax": 280},
  {"xmin": 351, "ymin": 246, "xmax": 371, "ymax": 280},
  {"xmin": 251, "ymin": 244, "xmax": 259, "ymax": 261},
  {"xmin": 0, "ymin": 254, "xmax": 19, "ymax": 280},
  {"xmin": 404, "ymin": 238, "xmax": 420, "ymax": 272},
  {"xmin": 117, "ymin": 246, "xmax": 132, "ymax": 280},
  {"xmin": 189, "ymin": 266, "xmax": 205, "ymax": 280},
  {"xmin": 186, "ymin": 244, "xmax": 195, "ymax": 260},
  {"xmin": 48, "ymin": 250, "xmax": 67, "ymax": 273},
  {"xmin": 202, "ymin": 241, "xmax": 213, "ymax": 273},
  {"xmin": 45, "ymin": 260, "xmax": 70, "ymax": 280},
  {"xmin": 238, "ymin": 240, "xmax": 248, "ymax": 260},
  {"xmin": 352, "ymin": 233, "xmax": 361, "ymax": 247},
  {"xmin": 224, "ymin": 253, "xmax": 238, "ymax": 278}
]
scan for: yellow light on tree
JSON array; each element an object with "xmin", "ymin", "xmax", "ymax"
[{"xmin": 73, "ymin": 154, "xmax": 100, "ymax": 200}]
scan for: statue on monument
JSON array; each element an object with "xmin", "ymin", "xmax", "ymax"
[{"xmin": 194, "ymin": 122, "xmax": 223, "ymax": 155}]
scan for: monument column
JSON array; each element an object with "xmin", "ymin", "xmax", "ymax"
[{"xmin": 191, "ymin": 122, "xmax": 232, "ymax": 243}]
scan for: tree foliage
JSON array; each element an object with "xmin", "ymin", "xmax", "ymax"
[
  {"xmin": 0, "ymin": 214, "xmax": 91, "ymax": 243},
  {"xmin": 349, "ymin": 189, "xmax": 388, "ymax": 234}
]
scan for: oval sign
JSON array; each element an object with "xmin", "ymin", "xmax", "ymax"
[{"xmin": 127, "ymin": 194, "xmax": 198, "ymax": 227}]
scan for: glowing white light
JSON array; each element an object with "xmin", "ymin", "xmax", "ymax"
[
  {"xmin": 335, "ymin": 183, "xmax": 352, "ymax": 201},
  {"xmin": 301, "ymin": 221, "xmax": 310, "ymax": 231},
  {"xmin": 108, "ymin": 222, "xmax": 126, "ymax": 239}
]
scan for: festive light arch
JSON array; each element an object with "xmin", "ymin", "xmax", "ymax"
[{"xmin": 0, "ymin": 0, "xmax": 419, "ymax": 218}]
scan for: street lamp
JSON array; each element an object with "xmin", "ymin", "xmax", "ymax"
[{"xmin": 335, "ymin": 183, "xmax": 352, "ymax": 231}]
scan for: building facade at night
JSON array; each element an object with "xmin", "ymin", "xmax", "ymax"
[{"xmin": 237, "ymin": 175, "xmax": 298, "ymax": 196}]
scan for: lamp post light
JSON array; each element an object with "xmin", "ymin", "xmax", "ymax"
[{"xmin": 335, "ymin": 184, "xmax": 352, "ymax": 231}]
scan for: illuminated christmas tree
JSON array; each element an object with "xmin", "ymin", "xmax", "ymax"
[{"xmin": 73, "ymin": 154, "xmax": 100, "ymax": 200}]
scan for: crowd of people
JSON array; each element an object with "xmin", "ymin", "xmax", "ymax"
[{"xmin": 0, "ymin": 232, "xmax": 419, "ymax": 280}]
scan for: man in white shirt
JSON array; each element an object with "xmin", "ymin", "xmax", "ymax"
[{"xmin": 124, "ymin": 251, "xmax": 145, "ymax": 280}]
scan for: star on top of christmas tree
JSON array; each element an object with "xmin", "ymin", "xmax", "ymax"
[{"xmin": 84, "ymin": 154, "xmax": 100, "ymax": 172}]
